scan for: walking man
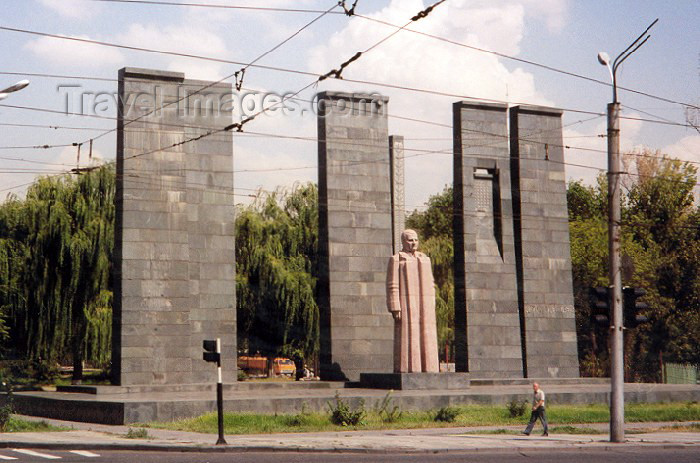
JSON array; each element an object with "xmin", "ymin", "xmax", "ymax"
[{"xmin": 522, "ymin": 382, "xmax": 549, "ymax": 436}]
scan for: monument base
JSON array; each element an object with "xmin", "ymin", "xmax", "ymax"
[
  {"xmin": 14, "ymin": 379, "xmax": 700, "ymax": 425},
  {"xmin": 359, "ymin": 373, "xmax": 470, "ymax": 390}
]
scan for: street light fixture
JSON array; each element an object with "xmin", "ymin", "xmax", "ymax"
[
  {"xmin": 0, "ymin": 79, "xmax": 30, "ymax": 101},
  {"xmin": 597, "ymin": 18, "xmax": 657, "ymax": 444}
]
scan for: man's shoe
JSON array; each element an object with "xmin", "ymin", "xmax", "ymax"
[
  {"xmin": 542, "ymin": 432, "xmax": 549, "ymax": 436},
  {"xmin": 521, "ymin": 432, "xmax": 529, "ymax": 435}
]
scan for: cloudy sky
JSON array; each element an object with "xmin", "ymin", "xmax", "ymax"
[{"xmin": 1, "ymin": 0, "xmax": 698, "ymax": 208}]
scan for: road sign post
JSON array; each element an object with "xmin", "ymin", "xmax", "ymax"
[{"xmin": 203, "ymin": 338, "xmax": 226, "ymax": 445}]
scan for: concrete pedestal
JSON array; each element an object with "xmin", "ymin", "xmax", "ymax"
[{"xmin": 359, "ymin": 373, "xmax": 471, "ymax": 390}]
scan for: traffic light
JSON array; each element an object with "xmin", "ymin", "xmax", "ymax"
[
  {"xmin": 203, "ymin": 339, "xmax": 220, "ymax": 363},
  {"xmin": 623, "ymin": 287, "xmax": 649, "ymax": 328},
  {"xmin": 590, "ymin": 287, "xmax": 610, "ymax": 327}
]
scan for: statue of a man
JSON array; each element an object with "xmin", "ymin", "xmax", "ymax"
[{"xmin": 386, "ymin": 229, "xmax": 439, "ymax": 373}]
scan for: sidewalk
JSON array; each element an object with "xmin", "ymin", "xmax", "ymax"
[{"xmin": 1, "ymin": 416, "xmax": 698, "ymax": 454}]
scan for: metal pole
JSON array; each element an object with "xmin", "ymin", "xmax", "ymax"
[
  {"xmin": 215, "ymin": 338, "xmax": 227, "ymax": 445},
  {"xmin": 607, "ymin": 101, "xmax": 624, "ymax": 443}
]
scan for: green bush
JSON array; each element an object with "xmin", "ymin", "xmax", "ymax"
[
  {"xmin": 434, "ymin": 406, "xmax": 459, "ymax": 423},
  {"xmin": 327, "ymin": 392, "xmax": 365, "ymax": 426},
  {"xmin": 506, "ymin": 399, "xmax": 528, "ymax": 418},
  {"xmin": 0, "ymin": 402, "xmax": 13, "ymax": 432},
  {"xmin": 33, "ymin": 359, "xmax": 60, "ymax": 382},
  {"xmin": 125, "ymin": 428, "xmax": 150, "ymax": 439},
  {"xmin": 0, "ymin": 382, "xmax": 14, "ymax": 432},
  {"xmin": 375, "ymin": 391, "xmax": 403, "ymax": 423},
  {"xmin": 286, "ymin": 402, "xmax": 312, "ymax": 427}
]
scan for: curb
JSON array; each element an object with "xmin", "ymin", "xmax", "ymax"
[{"xmin": 0, "ymin": 441, "xmax": 695, "ymax": 454}]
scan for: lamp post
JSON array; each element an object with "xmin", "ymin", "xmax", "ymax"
[
  {"xmin": 597, "ymin": 18, "xmax": 657, "ymax": 444},
  {"xmin": 0, "ymin": 79, "xmax": 30, "ymax": 101}
]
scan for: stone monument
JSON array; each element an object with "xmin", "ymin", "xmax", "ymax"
[
  {"xmin": 361, "ymin": 229, "xmax": 470, "ymax": 390},
  {"xmin": 453, "ymin": 102, "xmax": 524, "ymax": 378},
  {"xmin": 509, "ymin": 105, "xmax": 579, "ymax": 378},
  {"xmin": 389, "ymin": 135, "xmax": 406, "ymax": 254},
  {"xmin": 113, "ymin": 67, "xmax": 236, "ymax": 386},
  {"xmin": 386, "ymin": 229, "xmax": 439, "ymax": 373},
  {"xmin": 317, "ymin": 92, "xmax": 395, "ymax": 381},
  {"xmin": 453, "ymin": 100, "xmax": 579, "ymax": 378}
]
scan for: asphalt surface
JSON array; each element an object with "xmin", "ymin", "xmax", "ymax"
[{"xmin": 1, "ymin": 448, "xmax": 700, "ymax": 463}]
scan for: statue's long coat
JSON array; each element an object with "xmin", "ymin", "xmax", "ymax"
[{"xmin": 386, "ymin": 251, "xmax": 439, "ymax": 373}]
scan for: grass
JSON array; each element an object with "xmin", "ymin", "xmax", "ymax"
[
  {"xmin": 2, "ymin": 417, "xmax": 68, "ymax": 432},
  {"xmin": 144, "ymin": 401, "xmax": 700, "ymax": 435},
  {"xmin": 628, "ymin": 422, "xmax": 700, "ymax": 433},
  {"xmin": 125, "ymin": 427, "xmax": 150, "ymax": 439},
  {"xmin": 49, "ymin": 371, "xmax": 111, "ymax": 387}
]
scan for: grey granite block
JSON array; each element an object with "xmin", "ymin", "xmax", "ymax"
[
  {"xmin": 318, "ymin": 92, "xmax": 394, "ymax": 381},
  {"xmin": 114, "ymin": 68, "xmax": 237, "ymax": 386}
]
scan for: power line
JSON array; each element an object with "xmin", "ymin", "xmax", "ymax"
[
  {"xmin": 85, "ymin": 0, "xmax": 346, "ymax": 14},
  {"xmin": 29, "ymin": 2, "xmax": 698, "ymax": 111},
  {"xmin": 0, "ymin": 26, "xmax": 319, "ymax": 79},
  {"xmin": 0, "ymin": 122, "xmax": 111, "ymax": 131},
  {"xmin": 3, "ymin": 67, "xmax": 695, "ymax": 130},
  {"xmin": 72, "ymin": 2, "xmax": 340, "ymax": 148},
  {"xmin": 3, "ymin": 25, "xmax": 697, "ymax": 121},
  {"xmin": 354, "ymin": 14, "xmax": 699, "ymax": 112},
  {"xmin": 112, "ymin": 0, "xmax": 448, "ymax": 163}
]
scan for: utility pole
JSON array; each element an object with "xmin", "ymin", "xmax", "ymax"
[
  {"xmin": 597, "ymin": 18, "xmax": 658, "ymax": 444},
  {"xmin": 607, "ymin": 98, "xmax": 624, "ymax": 442}
]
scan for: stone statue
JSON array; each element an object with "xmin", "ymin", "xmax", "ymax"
[{"xmin": 386, "ymin": 229, "xmax": 439, "ymax": 373}]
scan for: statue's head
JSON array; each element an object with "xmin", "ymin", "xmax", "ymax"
[{"xmin": 401, "ymin": 229, "xmax": 419, "ymax": 254}]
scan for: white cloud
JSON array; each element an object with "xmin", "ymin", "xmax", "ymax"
[
  {"xmin": 54, "ymin": 145, "xmax": 106, "ymax": 169},
  {"xmin": 25, "ymin": 35, "xmax": 124, "ymax": 68},
  {"xmin": 115, "ymin": 24, "xmax": 230, "ymax": 80},
  {"xmin": 308, "ymin": 0, "xmax": 562, "ymax": 206},
  {"xmin": 38, "ymin": 0, "xmax": 101, "ymax": 19},
  {"xmin": 519, "ymin": 0, "xmax": 569, "ymax": 32},
  {"xmin": 663, "ymin": 134, "xmax": 700, "ymax": 164},
  {"xmin": 663, "ymin": 134, "xmax": 700, "ymax": 202},
  {"xmin": 563, "ymin": 112, "xmax": 645, "ymax": 185}
]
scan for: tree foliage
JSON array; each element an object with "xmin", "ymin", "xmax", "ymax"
[
  {"xmin": 570, "ymin": 151, "xmax": 700, "ymax": 380},
  {"xmin": 0, "ymin": 166, "xmax": 115, "ymax": 380},
  {"xmin": 235, "ymin": 184, "xmax": 319, "ymax": 363},
  {"xmin": 407, "ymin": 185, "xmax": 455, "ymax": 360}
]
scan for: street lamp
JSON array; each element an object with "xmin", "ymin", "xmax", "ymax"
[
  {"xmin": 0, "ymin": 79, "xmax": 30, "ymax": 101},
  {"xmin": 597, "ymin": 18, "xmax": 657, "ymax": 444}
]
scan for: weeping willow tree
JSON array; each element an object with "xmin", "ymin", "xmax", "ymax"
[
  {"xmin": 0, "ymin": 166, "xmax": 114, "ymax": 381},
  {"xmin": 406, "ymin": 185, "xmax": 455, "ymax": 362},
  {"xmin": 236, "ymin": 183, "xmax": 319, "ymax": 364}
]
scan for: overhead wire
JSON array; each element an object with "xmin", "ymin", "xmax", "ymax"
[
  {"xmin": 1, "ymin": 25, "xmax": 697, "ymax": 118},
  {"xmin": 2, "ymin": 5, "xmax": 698, "ymax": 194},
  {"xmin": 71, "ymin": 1, "xmax": 340, "ymax": 148},
  {"xmin": 26, "ymin": 2, "xmax": 698, "ymax": 111},
  {"xmin": 85, "ymin": 0, "xmax": 346, "ymax": 14},
  {"xmin": 2, "ymin": 69, "xmax": 695, "ymax": 133}
]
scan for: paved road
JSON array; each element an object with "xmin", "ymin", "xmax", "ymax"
[{"xmin": 1, "ymin": 449, "xmax": 699, "ymax": 463}]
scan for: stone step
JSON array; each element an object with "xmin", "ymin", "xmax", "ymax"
[{"xmin": 470, "ymin": 378, "xmax": 610, "ymax": 386}]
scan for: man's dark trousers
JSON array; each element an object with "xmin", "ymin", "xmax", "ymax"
[{"xmin": 523, "ymin": 406, "xmax": 548, "ymax": 435}]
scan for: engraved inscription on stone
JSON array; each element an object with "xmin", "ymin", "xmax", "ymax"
[
  {"xmin": 390, "ymin": 135, "xmax": 406, "ymax": 254},
  {"xmin": 524, "ymin": 305, "xmax": 575, "ymax": 318},
  {"xmin": 475, "ymin": 178, "xmax": 492, "ymax": 213}
]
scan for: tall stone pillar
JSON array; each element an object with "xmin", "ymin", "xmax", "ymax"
[
  {"xmin": 389, "ymin": 135, "xmax": 405, "ymax": 254},
  {"xmin": 317, "ymin": 92, "xmax": 394, "ymax": 381},
  {"xmin": 113, "ymin": 68, "xmax": 236, "ymax": 386},
  {"xmin": 453, "ymin": 102, "xmax": 524, "ymax": 378},
  {"xmin": 509, "ymin": 105, "xmax": 579, "ymax": 378}
]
